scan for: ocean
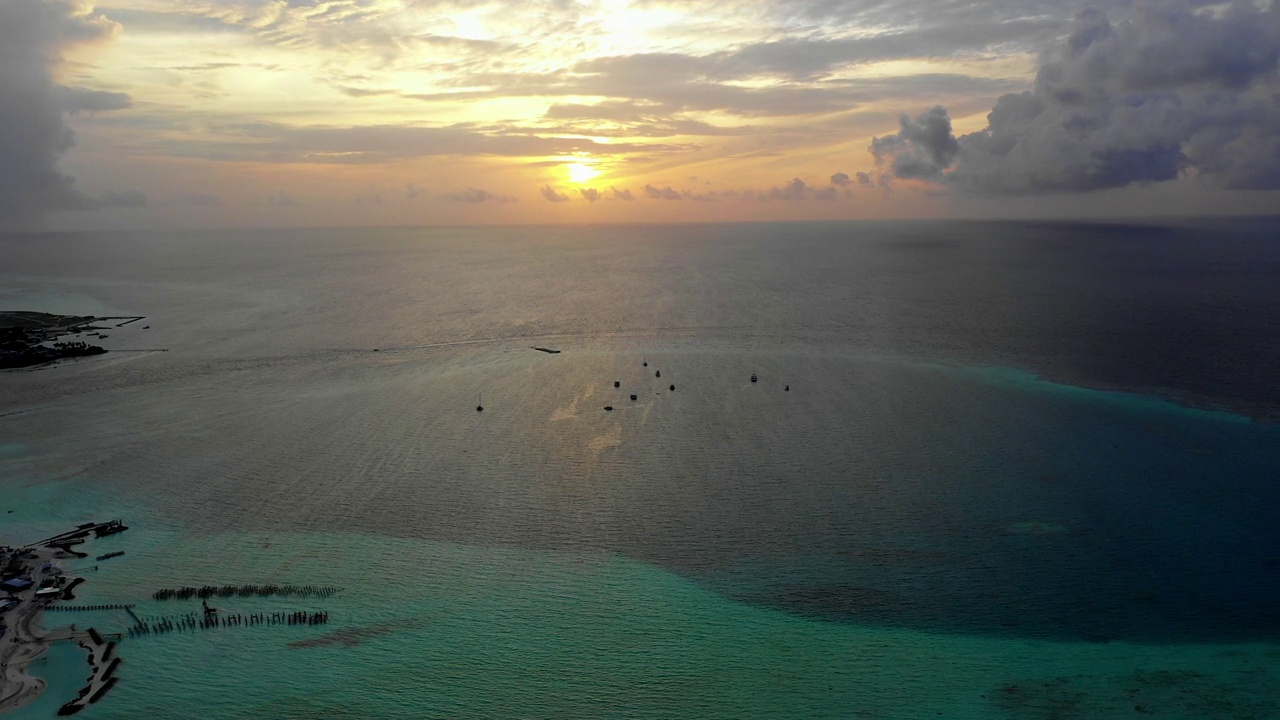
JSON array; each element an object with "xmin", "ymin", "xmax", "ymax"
[{"xmin": 1, "ymin": 220, "xmax": 1278, "ymax": 719}]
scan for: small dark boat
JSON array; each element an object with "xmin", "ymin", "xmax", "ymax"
[
  {"xmin": 476, "ymin": 393, "xmax": 484, "ymax": 412},
  {"xmin": 670, "ymin": 385, "xmax": 675, "ymax": 391},
  {"xmin": 604, "ymin": 406, "xmax": 614, "ymax": 411},
  {"xmin": 655, "ymin": 370, "xmax": 661, "ymax": 378},
  {"xmin": 751, "ymin": 373, "xmax": 758, "ymax": 383},
  {"xmin": 142, "ymin": 326, "xmax": 150, "ymax": 329},
  {"xmin": 615, "ymin": 381, "xmax": 621, "ymax": 388},
  {"xmin": 630, "ymin": 394, "xmax": 637, "ymax": 401},
  {"xmin": 785, "ymin": 385, "xmax": 790, "ymax": 392}
]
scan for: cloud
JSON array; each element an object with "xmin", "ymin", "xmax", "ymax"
[
  {"xmin": 871, "ymin": 3, "xmax": 1280, "ymax": 194},
  {"xmin": 266, "ymin": 190, "xmax": 299, "ymax": 207},
  {"xmin": 444, "ymin": 187, "xmax": 518, "ymax": 204},
  {"xmin": 579, "ymin": 187, "xmax": 600, "ymax": 203},
  {"xmin": 611, "ymin": 187, "xmax": 635, "ymax": 201},
  {"xmin": 644, "ymin": 184, "xmax": 684, "ymax": 200},
  {"xmin": 404, "ymin": 183, "xmax": 424, "ymax": 200},
  {"xmin": 100, "ymin": 189, "xmax": 147, "ymax": 207},
  {"xmin": 830, "ymin": 172, "xmax": 851, "ymax": 187},
  {"xmin": 870, "ymin": 106, "xmax": 959, "ymax": 180},
  {"xmin": 53, "ymin": 86, "xmax": 132, "ymax": 114},
  {"xmin": 855, "ymin": 172, "xmax": 875, "ymax": 188},
  {"xmin": 768, "ymin": 178, "xmax": 814, "ymax": 201},
  {"xmin": 0, "ymin": 0, "xmax": 124, "ymax": 231},
  {"xmin": 167, "ymin": 192, "xmax": 222, "ymax": 206},
  {"xmin": 540, "ymin": 185, "xmax": 570, "ymax": 202},
  {"xmin": 129, "ymin": 121, "xmax": 691, "ymax": 164}
]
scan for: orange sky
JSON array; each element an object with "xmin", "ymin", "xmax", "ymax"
[{"xmin": 7, "ymin": 0, "xmax": 1280, "ymax": 230}]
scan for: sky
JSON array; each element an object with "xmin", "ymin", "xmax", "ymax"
[{"xmin": 3, "ymin": 0, "xmax": 1280, "ymax": 231}]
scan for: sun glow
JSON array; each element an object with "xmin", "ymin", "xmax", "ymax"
[{"xmin": 566, "ymin": 163, "xmax": 601, "ymax": 184}]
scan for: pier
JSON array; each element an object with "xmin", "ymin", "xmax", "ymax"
[
  {"xmin": 45, "ymin": 604, "xmax": 136, "ymax": 613},
  {"xmin": 29, "ymin": 521, "xmax": 128, "ymax": 550}
]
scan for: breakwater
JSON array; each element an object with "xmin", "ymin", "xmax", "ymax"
[
  {"xmin": 46, "ymin": 604, "xmax": 135, "ymax": 612},
  {"xmin": 152, "ymin": 584, "xmax": 341, "ymax": 601},
  {"xmin": 56, "ymin": 629, "xmax": 119, "ymax": 716},
  {"xmin": 128, "ymin": 610, "xmax": 329, "ymax": 637}
]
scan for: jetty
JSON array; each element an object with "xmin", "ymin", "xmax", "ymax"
[
  {"xmin": 0, "ymin": 312, "xmax": 130, "ymax": 369},
  {"xmin": 1, "ymin": 521, "xmax": 128, "ymax": 716},
  {"xmin": 31, "ymin": 521, "xmax": 127, "ymax": 549},
  {"xmin": 56, "ymin": 629, "xmax": 119, "ymax": 716},
  {"xmin": 46, "ymin": 604, "xmax": 135, "ymax": 613}
]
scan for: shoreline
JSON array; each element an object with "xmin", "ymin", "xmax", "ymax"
[
  {"xmin": 0, "ymin": 311, "xmax": 148, "ymax": 370},
  {"xmin": 0, "ymin": 544, "xmax": 64, "ymax": 713},
  {"xmin": 0, "ymin": 522, "xmax": 127, "ymax": 715}
]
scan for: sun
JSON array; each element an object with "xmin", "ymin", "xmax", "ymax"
[{"xmin": 566, "ymin": 162, "xmax": 601, "ymax": 184}]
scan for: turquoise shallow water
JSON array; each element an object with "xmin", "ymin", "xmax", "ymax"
[
  {"xmin": 3, "ymin": 364, "xmax": 1278, "ymax": 719},
  {"xmin": 3, "ymin": 223, "xmax": 1279, "ymax": 718},
  {"xmin": 6, "ymin": 508, "xmax": 1280, "ymax": 719}
]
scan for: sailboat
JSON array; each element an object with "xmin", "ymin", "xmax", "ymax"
[{"xmin": 476, "ymin": 393, "xmax": 484, "ymax": 412}]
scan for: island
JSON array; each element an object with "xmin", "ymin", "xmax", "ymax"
[{"xmin": 0, "ymin": 311, "xmax": 142, "ymax": 369}]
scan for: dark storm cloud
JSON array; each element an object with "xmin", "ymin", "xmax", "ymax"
[
  {"xmin": 444, "ymin": 187, "xmax": 518, "ymax": 203},
  {"xmin": 0, "ymin": 0, "xmax": 123, "ymax": 231},
  {"xmin": 871, "ymin": 2, "xmax": 1280, "ymax": 194}
]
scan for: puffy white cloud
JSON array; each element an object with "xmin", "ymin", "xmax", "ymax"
[
  {"xmin": 870, "ymin": 106, "xmax": 959, "ymax": 180},
  {"xmin": 871, "ymin": 2, "xmax": 1280, "ymax": 194}
]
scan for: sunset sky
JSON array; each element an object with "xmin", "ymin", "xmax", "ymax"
[{"xmin": 4, "ymin": 0, "xmax": 1280, "ymax": 230}]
